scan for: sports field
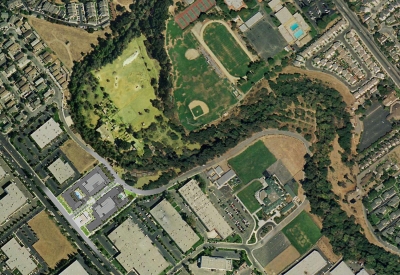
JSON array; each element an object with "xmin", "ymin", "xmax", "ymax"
[
  {"xmin": 203, "ymin": 22, "xmax": 251, "ymax": 77},
  {"xmin": 282, "ymin": 211, "xmax": 322, "ymax": 254},
  {"xmin": 167, "ymin": 20, "xmax": 237, "ymax": 130},
  {"xmin": 28, "ymin": 211, "xmax": 76, "ymax": 268},
  {"xmin": 237, "ymin": 180, "xmax": 263, "ymax": 213},
  {"xmin": 94, "ymin": 35, "xmax": 161, "ymax": 131},
  {"xmin": 228, "ymin": 140, "xmax": 277, "ymax": 184}
]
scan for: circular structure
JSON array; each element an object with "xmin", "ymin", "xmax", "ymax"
[
  {"xmin": 189, "ymin": 100, "xmax": 209, "ymax": 119},
  {"xmin": 185, "ymin": 49, "xmax": 200, "ymax": 60}
]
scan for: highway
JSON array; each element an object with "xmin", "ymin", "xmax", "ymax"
[{"xmin": 334, "ymin": 0, "xmax": 400, "ymax": 88}]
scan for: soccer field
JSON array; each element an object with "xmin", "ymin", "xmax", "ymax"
[
  {"xmin": 237, "ymin": 180, "xmax": 263, "ymax": 213},
  {"xmin": 228, "ymin": 140, "xmax": 277, "ymax": 184},
  {"xmin": 282, "ymin": 211, "xmax": 322, "ymax": 254},
  {"xmin": 203, "ymin": 22, "xmax": 251, "ymax": 77}
]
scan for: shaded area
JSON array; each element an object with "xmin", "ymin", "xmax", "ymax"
[{"xmin": 359, "ymin": 102, "xmax": 392, "ymax": 151}]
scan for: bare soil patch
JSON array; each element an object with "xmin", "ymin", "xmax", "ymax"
[
  {"xmin": 280, "ymin": 66, "xmax": 355, "ymax": 107},
  {"xmin": 185, "ymin": 48, "xmax": 200, "ymax": 60},
  {"xmin": 264, "ymin": 245, "xmax": 300, "ymax": 275},
  {"xmin": 317, "ymin": 236, "xmax": 341, "ymax": 263},
  {"xmin": 114, "ymin": 0, "xmax": 133, "ymax": 11},
  {"xmin": 28, "ymin": 211, "xmax": 76, "ymax": 268},
  {"xmin": 28, "ymin": 16, "xmax": 109, "ymax": 69},
  {"xmin": 60, "ymin": 139, "xmax": 98, "ymax": 174},
  {"xmin": 262, "ymin": 135, "xmax": 306, "ymax": 181}
]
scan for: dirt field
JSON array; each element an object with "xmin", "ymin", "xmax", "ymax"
[
  {"xmin": 185, "ymin": 49, "xmax": 200, "ymax": 60},
  {"xmin": 262, "ymin": 135, "xmax": 306, "ymax": 181},
  {"xmin": 28, "ymin": 211, "xmax": 76, "ymax": 268},
  {"xmin": 27, "ymin": 17, "xmax": 109, "ymax": 69},
  {"xmin": 60, "ymin": 139, "xmax": 98, "ymax": 174},
  {"xmin": 114, "ymin": 0, "xmax": 133, "ymax": 11},
  {"xmin": 317, "ymin": 236, "xmax": 341, "ymax": 263},
  {"xmin": 264, "ymin": 245, "xmax": 300, "ymax": 275},
  {"xmin": 280, "ymin": 66, "xmax": 355, "ymax": 107}
]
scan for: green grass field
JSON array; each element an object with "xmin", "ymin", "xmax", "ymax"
[
  {"xmin": 203, "ymin": 22, "xmax": 251, "ymax": 77},
  {"xmin": 282, "ymin": 211, "xmax": 322, "ymax": 255},
  {"xmin": 228, "ymin": 140, "xmax": 277, "ymax": 184},
  {"xmin": 237, "ymin": 180, "xmax": 263, "ymax": 213},
  {"xmin": 167, "ymin": 20, "xmax": 237, "ymax": 130}
]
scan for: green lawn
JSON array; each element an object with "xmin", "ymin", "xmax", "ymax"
[
  {"xmin": 282, "ymin": 211, "xmax": 322, "ymax": 255},
  {"xmin": 57, "ymin": 195, "xmax": 72, "ymax": 214},
  {"xmin": 168, "ymin": 22, "xmax": 237, "ymax": 130},
  {"xmin": 228, "ymin": 140, "xmax": 277, "ymax": 184},
  {"xmin": 237, "ymin": 180, "xmax": 263, "ymax": 213},
  {"xmin": 203, "ymin": 22, "xmax": 251, "ymax": 77}
]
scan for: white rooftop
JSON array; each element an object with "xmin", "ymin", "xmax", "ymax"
[
  {"xmin": 179, "ymin": 179, "xmax": 233, "ymax": 239},
  {"xmin": 224, "ymin": 0, "xmax": 244, "ymax": 10},
  {"xmin": 284, "ymin": 251, "xmax": 327, "ymax": 275},
  {"xmin": 1, "ymin": 238, "xmax": 37, "ymax": 275},
  {"xmin": 151, "ymin": 200, "xmax": 199, "ymax": 252},
  {"xmin": 356, "ymin": 269, "xmax": 370, "ymax": 275},
  {"xmin": 59, "ymin": 260, "xmax": 89, "ymax": 275},
  {"xmin": 275, "ymin": 7, "xmax": 293, "ymax": 25},
  {"xmin": 330, "ymin": 261, "xmax": 353, "ymax": 275},
  {"xmin": 0, "ymin": 183, "xmax": 27, "ymax": 224},
  {"xmin": 268, "ymin": 0, "xmax": 283, "ymax": 12},
  {"xmin": 48, "ymin": 158, "xmax": 75, "ymax": 184},
  {"xmin": 200, "ymin": 256, "xmax": 233, "ymax": 271},
  {"xmin": 30, "ymin": 118, "xmax": 62, "ymax": 149}
]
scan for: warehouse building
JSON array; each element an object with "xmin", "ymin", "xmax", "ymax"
[
  {"xmin": 284, "ymin": 250, "xmax": 327, "ymax": 275},
  {"xmin": 59, "ymin": 260, "xmax": 89, "ymax": 275},
  {"xmin": 330, "ymin": 261, "xmax": 353, "ymax": 275},
  {"xmin": 1, "ymin": 238, "xmax": 37, "ymax": 275},
  {"xmin": 30, "ymin": 118, "xmax": 63, "ymax": 149},
  {"xmin": 0, "ymin": 182, "xmax": 27, "ymax": 224},
  {"xmin": 48, "ymin": 158, "xmax": 75, "ymax": 184},
  {"xmin": 179, "ymin": 179, "xmax": 233, "ymax": 239},
  {"xmin": 200, "ymin": 256, "xmax": 232, "ymax": 271}
]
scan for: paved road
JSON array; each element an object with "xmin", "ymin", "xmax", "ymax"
[
  {"xmin": 334, "ymin": 0, "xmax": 400, "ymax": 88},
  {"xmin": 0, "ymin": 135, "xmax": 115, "ymax": 274}
]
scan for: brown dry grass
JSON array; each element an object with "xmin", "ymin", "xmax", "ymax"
[
  {"xmin": 60, "ymin": 139, "xmax": 98, "ymax": 174},
  {"xmin": 280, "ymin": 66, "xmax": 355, "ymax": 107},
  {"xmin": 262, "ymin": 135, "xmax": 306, "ymax": 181},
  {"xmin": 114, "ymin": 0, "xmax": 134, "ymax": 11},
  {"xmin": 27, "ymin": 16, "xmax": 109, "ymax": 69},
  {"xmin": 317, "ymin": 236, "xmax": 341, "ymax": 263},
  {"xmin": 28, "ymin": 211, "xmax": 76, "ymax": 268},
  {"xmin": 264, "ymin": 245, "xmax": 300, "ymax": 275}
]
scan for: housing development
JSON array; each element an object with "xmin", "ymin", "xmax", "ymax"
[{"xmin": 0, "ymin": 0, "xmax": 400, "ymax": 274}]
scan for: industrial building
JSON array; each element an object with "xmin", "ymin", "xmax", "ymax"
[
  {"xmin": 30, "ymin": 118, "xmax": 63, "ymax": 149},
  {"xmin": 108, "ymin": 218, "xmax": 169, "ymax": 274},
  {"xmin": 179, "ymin": 179, "xmax": 233, "ymax": 239},
  {"xmin": 284, "ymin": 250, "xmax": 327, "ymax": 275},
  {"xmin": 1, "ymin": 238, "xmax": 37, "ymax": 275},
  {"xmin": 47, "ymin": 158, "xmax": 75, "ymax": 184},
  {"xmin": 0, "ymin": 182, "xmax": 27, "ymax": 224},
  {"xmin": 200, "ymin": 256, "xmax": 233, "ymax": 271},
  {"xmin": 59, "ymin": 260, "xmax": 89, "ymax": 275},
  {"xmin": 329, "ymin": 261, "xmax": 353, "ymax": 275},
  {"xmin": 151, "ymin": 200, "xmax": 199, "ymax": 252}
]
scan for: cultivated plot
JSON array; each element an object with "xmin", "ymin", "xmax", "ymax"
[
  {"xmin": 359, "ymin": 102, "xmax": 392, "ymax": 151},
  {"xmin": 228, "ymin": 140, "xmax": 277, "ymax": 184},
  {"xmin": 237, "ymin": 180, "xmax": 263, "ymax": 213},
  {"xmin": 203, "ymin": 22, "xmax": 251, "ymax": 77},
  {"xmin": 167, "ymin": 21, "xmax": 237, "ymax": 130},
  {"xmin": 245, "ymin": 17, "xmax": 287, "ymax": 60},
  {"xmin": 28, "ymin": 211, "xmax": 76, "ymax": 268},
  {"xmin": 282, "ymin": 211, "xmax": 322, "ymax": 254}
]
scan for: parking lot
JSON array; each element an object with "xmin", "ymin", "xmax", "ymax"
[{"xmin": 359, "ymin": 102, "xmax": 392, "ymax": 151}]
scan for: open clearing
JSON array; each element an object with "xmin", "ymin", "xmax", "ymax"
[
  {"xmin": 167, "ymin": 19, "xmax": 237, "ymax": 130},
  {"xmin": 228, "ymin": 140, "xmax": 277, "ymax": 184},
  {"xmin": 114, "ymin": 0, "xmax": 133, "ymax": 11},
  {"xmin": 262, "ymin": 135, "xmax": 306, "ymax": 181},
  {"xmin": 317, "ymin": 236, "xmax": 341, "ymax": 263},
  {"xmin": 28, "ymin": 211, "xmax": 76, "ymax": 268},
  {"xmin": 264, "ymin": 245, "xmax": 300, "ymax": 275},
  {"xmin": 237, "ymin": 180, "xmax": 263, "ymax": 213},
  {"xmin": 185, "ymin": 49, "xmax": 200, "ymax": 60},
  {"xmin": 28, "ymin": 16, "xmax": 108, "ymax": 69},
  {"xmin": 282, "ymin": 211, "xmax": 322, "ymax": 255},
  {"xmin": 203, "ymin": 22, "xmax": 251, "ymax": 77},
  {"xmin": 60, "ymin": 139, "xmax": 98, "ymax": 174},
  {"xmin": 280, "ymin": 66, "xmax": 355, "ymax": 107}
]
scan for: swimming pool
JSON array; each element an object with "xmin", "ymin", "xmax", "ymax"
[
  {"xmin": 75, "ymin": 191, "xmax": 82, "ymax": 199},
  {"xmin": 290, "ymin": 23, "xmax": 299, "ymax": 31},
  {"xmin": 294, "ymin": 29, "xmax": 304, "ymax": 39}
]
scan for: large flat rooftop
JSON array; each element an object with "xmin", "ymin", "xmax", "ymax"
[
  {"xmin": 151, "ymin": 199, "xmax": 199, "ymax": 252},
  {"xmin": 0, "ymin": 182, "xmax": 27, "ymax": 224},
  {"xmin": 48, "ymin": 158, "xmax": 75, "ymax": 184},
  {"xmin": 1, "ymin": 238, "xmax": 37, "ymax": 275},
  {"xmin": 30, "ymin": 118, "xmax": 62, "ymax": 149},
  {"xmin": 59, "ymin": 260, "xmax": 89, "ymax": 275},
  {"xmin": 108, "ymin": 218, "xmax": 169, "ymax": 274},
  {"xmin": 284, "ymin": 250, "xmax": 327, "ymax": 275},
  {"xmin": 179, "ymin": 179, "xmax": 233, "ymax": 239},
  {"xmin": 200, "ymin": 256, "xmax": 232, "ymax": 271}
]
